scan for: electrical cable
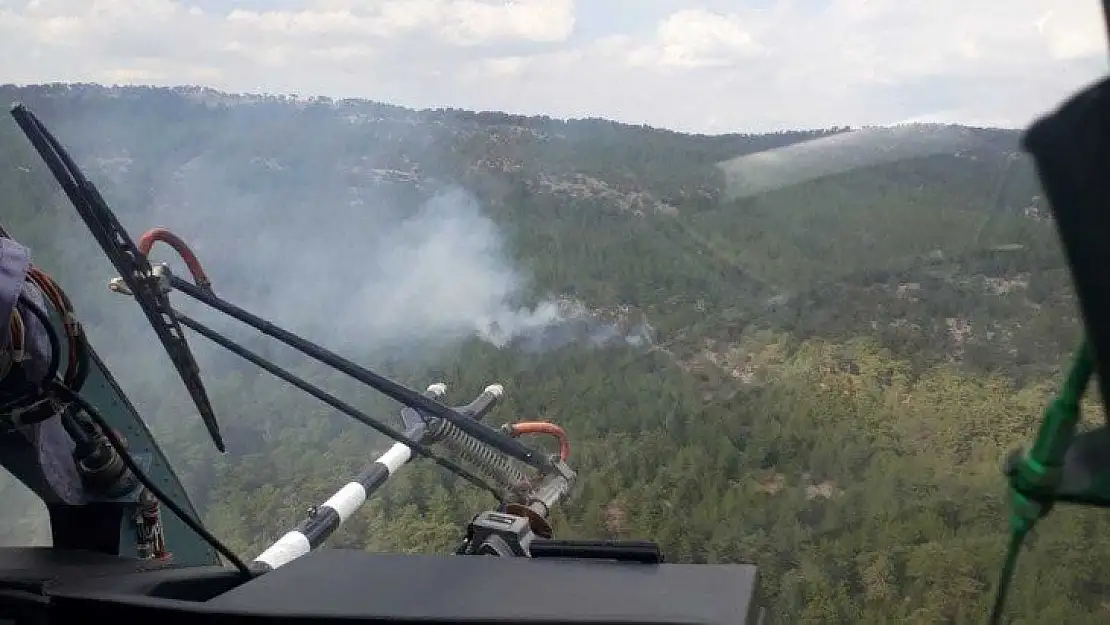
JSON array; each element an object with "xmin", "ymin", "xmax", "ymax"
[
  {"xmin": 988, "ymin": 527, "xmax": 1027, "ymax": 625},
  {"xmin": 15, "ymin": 292, "xmax": 59, "ymax": 389},
  {"xmin": 48, "ymin": 381, "xmax": 253, "ymax": 579},
  {"xmin": 28, "ymin": 266, "xmax": 89, "ymax": 390},
  {"xmin": 2, "ymin": 293, "xmax": 61, "ymax": 425}
]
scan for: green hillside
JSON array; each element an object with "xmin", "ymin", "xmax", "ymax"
[{"xmin": 0, "ymin": 83, "xmax": 1101, "ymax": 623}]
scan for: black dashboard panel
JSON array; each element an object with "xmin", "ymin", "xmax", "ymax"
[
  {"xmin": 30, "ymin": 548, "xmax": 762, "ymax": 624},
  {"xmin": 208, "ymin": 550, "xmax": 761, "ymax": 623}
]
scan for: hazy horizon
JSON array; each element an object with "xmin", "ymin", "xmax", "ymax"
[
  {"xmin": 2, "ymin": 81, "xmax": 1040, "ymax": 135},
  {"xmin": 0, "ymin": 1, "xmax": 1104, "ymax": 134}
]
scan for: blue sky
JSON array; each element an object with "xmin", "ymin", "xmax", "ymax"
[{"xmin": 0, "ymin": 0, "xmax": 1105, "ymax": 133}]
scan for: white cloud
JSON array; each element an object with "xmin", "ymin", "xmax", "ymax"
[
  {"xmin": 224, "ymin": 9, "xmax": 389, "ymax": 38},
  {"xmin": 0, "ymin": 0, "xmax": 1105, "ymax": 132},
  {"xmin": 222, "ymin": 0, "xmax": 574, "ymax": 46},
  {"xmin": 442, "ymin": 0, "xmax": 575, "ymax": 45},
  {"xmin": 627, "ymin": 9, "xmax": 765, "ymax": 69}
]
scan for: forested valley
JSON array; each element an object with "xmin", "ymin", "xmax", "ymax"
[{"xmin": 0, "ymin": 83, "xmax": 1104, "ymax": 623}]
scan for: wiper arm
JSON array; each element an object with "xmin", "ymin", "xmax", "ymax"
[
  {"xmin": 6, "ymin": 103, "xmax": 553, "ymax": 472},
  {"xmin": 9, "ymin": 103, "xmax": 226, "ymax": 452}
]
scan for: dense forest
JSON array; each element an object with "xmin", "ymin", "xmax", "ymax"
[{"xmin": 0, "ymin": 83, "xmax": 1104, "ymax": 623}]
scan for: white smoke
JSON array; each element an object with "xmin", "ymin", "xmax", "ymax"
[
  {"xmin": 147, "ymin": 177, "xmax": 636, "ymax": 356},
  {"xmin": 0, "ymin": 88, "xmax": 658, "ymax": 548},
  {"xmin": 16, "ymin": 95, "xmax": 650, "ymax": 372}
]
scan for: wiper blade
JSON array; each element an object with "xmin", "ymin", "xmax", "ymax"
[{"xmin": 8, "ymin": 103, "xmax": 225, "ymax": 452}]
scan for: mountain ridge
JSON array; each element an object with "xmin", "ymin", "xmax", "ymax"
[
  {"xmin": 0, "ymin": 82, "xmax": 1099, "ymax": 624},
  {"xmin": 7, "ymin": 82, "xmax": 1024, "ymax": 134}
]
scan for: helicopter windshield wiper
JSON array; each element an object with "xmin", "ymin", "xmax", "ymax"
[
  {"xmin": 8, "ymin": 103, "xmax": 226, "ymax": 452},
  {"xmin": 6, "ymin": 103, "xmax": 553, "ymax": 472}
]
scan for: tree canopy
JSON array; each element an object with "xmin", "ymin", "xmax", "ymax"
[{"xmin": 0, "ymin": 83, "xmax": 1097, "ymax": 623}]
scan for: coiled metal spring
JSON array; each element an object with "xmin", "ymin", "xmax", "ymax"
[{"xmin": 432, "ymin": 419, "xmax": 530, "ymax": 494}]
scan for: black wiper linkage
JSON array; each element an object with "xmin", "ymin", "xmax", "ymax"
[{"xmin": 7, "ymin": 103, "xmax": 553, "ymax": 474}]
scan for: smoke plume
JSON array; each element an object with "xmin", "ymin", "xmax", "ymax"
[{"xmin": 8, "ymin": 92, "xmax": 652, "ymax": 384}]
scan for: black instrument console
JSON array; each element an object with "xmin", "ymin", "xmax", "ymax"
[{"xmin": 0, "ymin": 546, "xmax": 763, "ymax": 625}]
